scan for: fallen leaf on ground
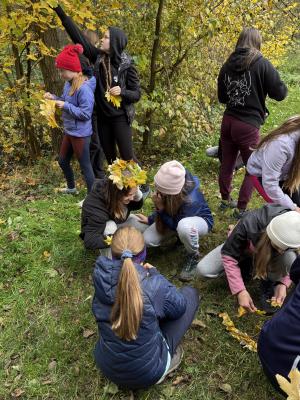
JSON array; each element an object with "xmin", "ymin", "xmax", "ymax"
[
  {"xmin": 83, "ymin": 329, "xmax": 95, "ymax": 339},
  {"xmin": 43, "ymin": 251, "xmax": 51, "ymax": 259},
  {"xmin": 276, "ymin": 368, "xmax": 300, "ymax": 399},
  {"xmin": 219, "ymin": 312, "xmax": 257, "ymax": 352},
  {"xmin": 46, "ymin": 269, "xmax": 58, "ymax": 278},
  {"xmin": 103, "ymin": 382, "xmax": 119, "ymax": 395},
  {"xmin": 48, "ymin": 360, "xmax": 57, "ymax": 371},
  {"xmin": 237, "ymin": 306, "xmax": 266, "ymax": 317},
  {"xmin": 172, "ymin": 375, "xmax": 188, "ymax": 386},
  {"xmin": 42, "ymin": 379, "xmax": 53, "ymax": 385},
  {"xmin": 11, "ymin": 388, "xmax": 25, "ymax": 398},
  {"xmin": 206, "ymin": 308, "xmax": 219, "ymax": 316},
  {"xmin": 219, "ymin": 383, "xmax": 232, "ymax": 393},
  {"xmin": 192, "ymin": 319, "xmax": 207, "ymax": 329}
]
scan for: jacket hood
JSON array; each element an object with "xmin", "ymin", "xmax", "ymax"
[
  {"xmin": 226, "ymin": 47, "xmax": 262, "ymax": 72},
  {"xmin": 93, "ymin": 256, "xmax": 147, "ymax": 305},
  {"xmin": 109, "ymin": 26, "xmax": 128, "ymax": 66},
  {"xmin": 85, "ymin": 76, "xmax": 96, "ymax": 93}
]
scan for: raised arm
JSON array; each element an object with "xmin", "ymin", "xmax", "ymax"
[{"xmin": 53, "ymin": 5, "xmax": 100, "ymax": 63}]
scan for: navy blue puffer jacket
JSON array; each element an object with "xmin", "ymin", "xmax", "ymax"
[
  {"xmin": 92, "ymin": 256, "xmax": 187, "ymax": 389},
  {"xmin": 258, "ymin": 256, "xmax": 300, "ymax": 392}
]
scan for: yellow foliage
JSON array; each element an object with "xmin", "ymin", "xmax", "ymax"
[
  {"xmin": 219, "ymin": 312, "xmax": 257, "ymax": 352},
  {"xmin": 40, "ymin": 99, "xmax": 60, "ymax": 129},
  {"xmin": 276, "ymin": 368, "xmax": 300, "ymax": 400},
  {"xmin": 105, "ymin": 91, "xmax": 122, "ymax": 108},
  {"xmin": 237, "ymin": 306, "xmax": 266, "ymax": 317}
]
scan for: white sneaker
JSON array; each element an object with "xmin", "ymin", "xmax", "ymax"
[
  {"xmin": 77, "ymin": 199, "xmax": 84, "ymax": 208},
  {"xmin": 57, "ymin": 187, "xmax": 78, "ymax": 194}
]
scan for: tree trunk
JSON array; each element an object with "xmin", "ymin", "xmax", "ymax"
[
  {"xmin": 39, "ymin": 28, "xmax": 66, "ymax": 154},
  {"xmin": 143, "ymin": 0, "xmax": 164, "ymax": 147}
]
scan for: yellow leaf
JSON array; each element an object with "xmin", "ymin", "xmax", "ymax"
[
  {"xmin": 43, "ymin": 251, "xmax": 51, "ymax": 259},
  {"xmin": 237, "ymin": 306, "xmax": 266, "ymax": 317},
  {"xmin": 104, "ymin": 235, "xmax": 112, "ymax": 246},
  {"xmin": 219, "ymin": 312, "xmax": 257, "ymax": 352},
  {"xmin": 105, "ymin": 91, "xmax": 122, "ymax": 108},
  {"xmin": 40, "ymin": 99, "xmax": 60, "ymax": 129},
  {"xmin": 276, "ymin": 368, "xmax": 300, "ymax": 400}
]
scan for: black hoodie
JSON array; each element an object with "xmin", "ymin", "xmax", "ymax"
[
  {"xmin": 218, "ymin": 47, "xmax": 287, "ymax": 128},
  {"xmin": 54, "ymin": 6, "xmax": 141, "ymax": 120}
]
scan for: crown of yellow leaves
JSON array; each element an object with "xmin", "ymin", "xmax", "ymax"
[{"xmin": 107, "ymin": 159, "xmax": 147, "ymax": 190}]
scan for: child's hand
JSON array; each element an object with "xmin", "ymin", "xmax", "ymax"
[
  {"xmin": 44, "ymin": 92, "xmax": 54, "ymax": 100},
  {"xmin": 143, "ymin": 262, "xmax": 154, "ymax": 269},
  {"xmin": 55, "ymin": 100, "xmax": 65, "ymax": 108},
  {"xmin": 135, "ymin": 213, "xmax": 148, "ymax": 224},
  {"xmin": 237, "ymin": 290, "xmax": 257, "ymax": 313},
  {"xmin": 152, "ymin": 192, "xmax": 164, "ymax": 210},
  {"xmin": 109, "ymin": 86, "xmax": 121, "ymax": 96},
  {"xmin": 271, "ymin": 283, "xmax": 286, "ymax": 306}
]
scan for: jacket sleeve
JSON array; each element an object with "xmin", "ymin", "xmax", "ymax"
[
  {"xmin": 127, "ymin": 189, "xmax": 143, "ymax": 212},
  {"xmin": 290, "ymin": 256, "xmax": 300, "ymax": 285},
  {"xmin": 152, "ymin": 275, "xmax": 187, "ymax": 320},
  {"xmin": 217, "ymin": 65, "xmax": 228, "ymax": 104},
  {"xmin": 264, "ymin": 59, "xmax": 287, "ymax": 101},
  {"xmin": 80, "ymin": 199, "xmax": 108, "ymax": 250},
  {"xmin": 63, "ymin": 86, "xmax": 95, "ymax": 121},
  {"xmin": 261, "ymin": 141, "xmax": 296, "ymax": 210},
  {"xmin": 222, "ymin": 255, "xmax": 246, "ymax": 295},
  {"xmin": 53, "ymin": 5, "xmax": 99, "ymax": 63},
  {"xmin": 120, "ymin": 65, "xmax": 141, "ymax": 103}
]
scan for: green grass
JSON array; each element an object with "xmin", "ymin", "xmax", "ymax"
[{"xmin": 1, "ymin": 46, "xmax": 300, "ymax": 399}]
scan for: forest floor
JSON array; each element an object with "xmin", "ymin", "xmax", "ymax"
[{"xmin": 1, "ymin": 46, "xmax": 300, "ymax": 400}]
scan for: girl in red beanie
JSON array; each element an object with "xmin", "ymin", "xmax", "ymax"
[{"xmin": 44, "ymin": 44, "xmax": 96, "ymax": 194}]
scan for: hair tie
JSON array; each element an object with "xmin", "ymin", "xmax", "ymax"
[{"xmin": 121, "ymin": 249, "xmax": 133, "ymax": 260}]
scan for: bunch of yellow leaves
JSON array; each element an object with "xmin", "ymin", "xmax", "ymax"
[
  {"xmin": 105, "ymin": 91, "xmax": 122, "ymax": 108},
  {"xmin": 40, "ymin": 99, "xmax": 60, "ymax": 129},
  {"xmin": 219, "ymin": 312, "xmax": 257, "ymax": 352},
  {"xmin": 276, "ymin": 368, "xmax": 300, "ymax": 400},
  {"xmin": 104, "ymin": 235, "xmax": 113, "ymax": 246},
  {"xmin": 237, "ymin": 306, "xmax": 266, "ymax": 317},
  {"xmin": 107, "ymin": 158, "xmax": 147, "ymax": 190}
]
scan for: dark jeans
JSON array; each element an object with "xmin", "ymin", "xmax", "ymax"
[
  {"xmin": 98, "ymin": 113, "xmax": 139, "ymax": 164},
  {"xmin": 58, "ymin": 134, "xmax": 95, "ymax": 192},
  {"xmin": 90, "ymin": 111, "xmax": 106, "ymax": 179},
  {"xmin": 219, "ymin": 114, "xmax": 260, "ymax": 210},
  {"xmin": 252, "ymin": 176, "xmax": 300, "ymax": 207},
  {"xmin": 159, "ymin": 286, "xmax": 200, "ymax": 357}
]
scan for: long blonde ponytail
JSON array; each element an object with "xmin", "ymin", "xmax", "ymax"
[{"xmin": 110, "ymin": 227, "xmax": 145, "ymax": 341}]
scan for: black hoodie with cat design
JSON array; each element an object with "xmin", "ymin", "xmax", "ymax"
[
  {"xmin": 217, "ymin": 47, "xmax": 287, "ymax": 128},
  {"xmin": 54, "ymin": 5, "xmax": 141, "ymax": 123}
]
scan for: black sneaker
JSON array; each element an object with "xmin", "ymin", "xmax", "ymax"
[
  {"xmin": 140, "ymin": 184, "xmax": 150, "ymax": 200},
  {"xmin": 259, "ymin": 279, "xmax": 276, "ymax": 315},
  {"xmin": 232, "ymin": 208, "xmax": 248, "ymax": 220},
  {"xmin": 179, "ymin": 253, "xmax": 199, "ymax": 282},
  {"xmin": 219, "ymin": 199, "xmax": 238, "ymax": 211}
]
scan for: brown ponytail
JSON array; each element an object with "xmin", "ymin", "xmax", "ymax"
[
  {"xmin": 254, "ymin": 232, "xmax": 273, "ymax": 279},
  {"xmin": 110, "ymin": 227, "xmax": 145, "ymax": 341}
]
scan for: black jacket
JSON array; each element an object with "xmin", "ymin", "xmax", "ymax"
[
  {"xmin": 221, "ymin": 204, "xmax": 290, "ymax": 261},
  {"xmin": 54, "ymin": 6, "xmax": 141, "ymax": 124},
  {"xmin": 80, "ymin": 179, "xmax": 143, "ymax": 249},
  {"xmin": 218, "ymin": 48, "xmax": 287, "ymax": 128}
]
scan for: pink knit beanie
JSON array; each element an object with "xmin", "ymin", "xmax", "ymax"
[{"xmin": 154, "ymin": 160, "xmax": 186, "ymax": 195}]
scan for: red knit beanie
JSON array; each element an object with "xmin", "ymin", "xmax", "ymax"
[{"xmin": 55, "ymin": 44, "xmax": 83, "ymax": 72}]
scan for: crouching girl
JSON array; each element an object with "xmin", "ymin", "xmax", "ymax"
[
  {"xmin": 136, "ymin": 160, "xmax": 213, "ymax": 282},
  {"xmin": 92, "ymin": 226, "xmax": 199, "ymax": 389},
  {"xmin": 197, "ymin": 204, "xmax": 300, "ymax": 313},
  {"xmin": 80, "ymin": 159, "xmax": 146, "ymax": 256}
]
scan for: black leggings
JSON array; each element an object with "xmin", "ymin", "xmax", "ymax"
[{"xmin": 98, "ymin": 114, "xmax": 139, "ymax": 164}]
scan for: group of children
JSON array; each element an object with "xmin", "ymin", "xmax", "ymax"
[{"xmin": 44, "ymin": 6, "xmax": 300, "ymax": 395}]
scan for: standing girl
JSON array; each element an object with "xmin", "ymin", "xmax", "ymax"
[
  {"xmin": 217, "ymin": 27, "xmax": 287, "ymax": 218},
  {"xmin": 197, "ymin": 204, "xmax": 300, "ymax": 313},
  {"xmin": 247, "ymin": 115, "xmax": 300, "ymax": 210},
  {"xmin": 136, "ymin": 161, "xmax": 213, "ymax": 282},
  {"xmin": 92, "ymin": 226, "xmax": 199, "ymax": 389},
  {"xmin": 80, "ymin": 159, "xmax": 146, "ymax": 255},
  {"xmin": 52, "ymin": 5, "xmax": 142, "ymax": 166},
  {"xmin": 44, "ymin": 44, "xmax": 96, "ymax": 193}
]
